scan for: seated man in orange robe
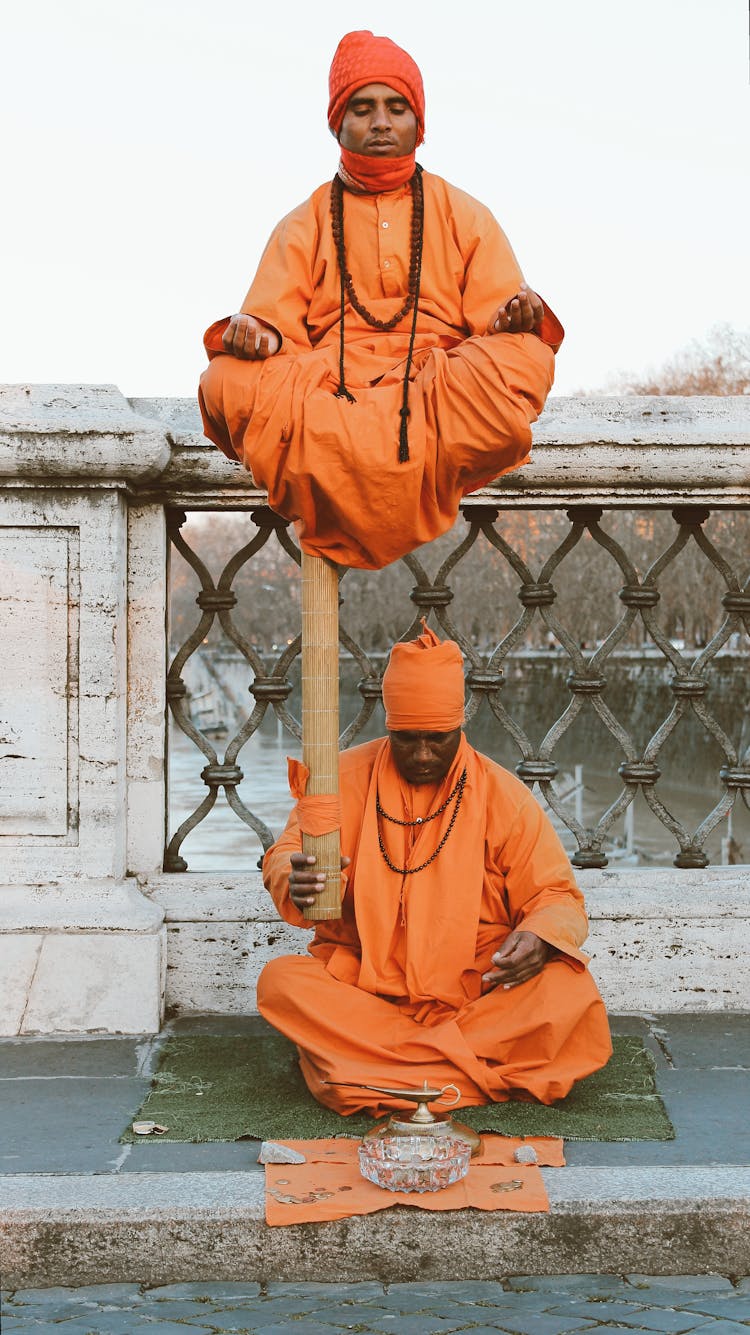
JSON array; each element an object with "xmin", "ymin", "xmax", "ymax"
[
  {"xmin": 199, "ymin": 29, "xmax": 564, "ymax": 570},
  {"xmin": 258, "ymin": 627, "xmax": 612, "ymax": 1117}
]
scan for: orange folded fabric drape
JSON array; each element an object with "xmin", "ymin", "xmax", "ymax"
[{"xmin": 287, "ymin": 757, "xmax": 341, "ymax": 837}]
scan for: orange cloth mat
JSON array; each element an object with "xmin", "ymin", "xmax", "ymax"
[{"xmin": 264, "ymin": 1135, "xmax": 561, "ymax": 1225}]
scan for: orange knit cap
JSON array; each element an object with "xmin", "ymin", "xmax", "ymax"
[
  {"xmin": 327, "ymin": 30, "xmax": 425, "ymax": 146},
  {"xmin": 382, "ymin": 624, "xmax": 465, "ymax": 731}
]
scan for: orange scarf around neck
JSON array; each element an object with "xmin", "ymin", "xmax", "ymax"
[
  {"xmin": 351, "ymin": 734, "xmax": 487, "ymax": 1010},
  {"xmin": 338, "ymin": 146, "xmax": 416, "ymax": 193}
]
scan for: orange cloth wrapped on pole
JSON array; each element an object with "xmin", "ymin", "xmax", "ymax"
[{"xmin": 287, "ymin": 759, "xmax": 341, "ymax": 838}]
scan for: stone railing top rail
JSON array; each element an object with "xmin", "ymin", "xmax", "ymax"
[{"xmin": 2, "ymin": 384, "xmax": 750, "ymax": 505}]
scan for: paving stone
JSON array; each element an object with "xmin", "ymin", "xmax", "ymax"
[
  {"xmin": 684, "ymin": 1325, "xmax": 750, "ymax": 1335},
  {"xmin": 23, "ymin": 1316, "xmax": 113, "ymax": 1332},
  {"xmin": 126, "ymin": 1324, "xmax": 214, "ymax": 1334},
  {"xmin": 217, "ymin": 1297, "xmax": 334, "ymax": 1319},
  {"xmin": 482, "ymin": 1314, "xmax": 597, "ymax": 1335},
  {"xmin": 45, "ymin": 1316, "xmax": 165, "ymax": 1332},
  {"xmin": 0, "ymin": 1299, "xmax": 94, "ymax": 1317},
  {"xmin": 122, "ymin": 1140, "xmax": 263, "ymax": 1173},
  {"xmin": 682, "ymin": 1297, "xmax": 750, "ymax": 1320},
  {"xmin": 0, "ymin": 1077, "xmax": 152, "ymax": 1174},
  {"xmin": 5, "ymin": 1309, "xmax": 137, "ymax": 1333},
  {"xmin": 473, "ymin": 1295, "xmax": 559, "ymax": 1314},
  {"xmin": 449, "ymin": 1329, "xmax": 526, "ymax": 1335},
  {"xmin": 545, "ymin": 1302, "xmax": 649, "ymax": 1323},
  {"xmin": 126, "ymin": 1298, "xmax": 237, "ymax": 1321},
  {"xmin": 360, "ymin": 1298, "xmax": 456, "ymax": 1317},
  {"xmin": 9, "ymin": 1286, "xmax": 143, "ymax": 1305},
  {"xmin": 144, "ymin": 1283, "xmax": 263, "ymax": 1300},
  {"xmin": 0, "ymin": 1305, "xmax": 116, "ymax": 1325},
  {"xmin": 626, "ymin": 1276, "xmax": 737, "ymax": 1294},
  {"xmin": 368, "ymin": 1293, "xmax": 480, "ymax": 1315},
  {"xmin": 651, "ymin": 1013, "xmax": 750, "ymax": 1070},
  {"xmin": 252, "ymin": 1325, "xmax": 355, "ymax": 1335},
  {"xmin": 620, "ymin": 1289, "xmax": 742, "ymax": 1313},
  {"xmin": 507, "ymin": 1276, "xmax": 634, "ymax": 1297},
  {"xmin": 181, "ymin": 1310, "xmax": 301, "ymax": 1330},
  {"xmin": 610, "ymin": 1308, "xmax": 716, "ymax": 1331},
  {"xmin": 342, "ymin": 1315, "xmax": 470, "ymax": 1334},
  {"xmin": 386, "ymin": 1282, "xmax": 510, "ymax": 1305},
  {"xmin": 266, "ymin": 1282, "xmax": 387, "ymax": 1300},
  {"xmin": 619, "ymin": 1294, "xmax": 735, "ymax": 1317},
  {"xmin": 0, "ymin": 1038, "xmax": 146, "ymax": 1079},
  {"xmin": 294, "ymin": 1305, "xmax": 397, "ymax": 1324},
  {"xmin": 24, "ymin": 1318, "xmax": 106, "ymax": 1329},
  {"xmin": 564, "ymin": 1069, "xmax": 750, "ymax": 1167}
]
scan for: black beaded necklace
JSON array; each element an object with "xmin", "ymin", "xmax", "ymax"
[
  {"xmin": 330, "ymin": 166, "xmax": 425, "ymax": 463},
  {"xmin": 376, "ymin": 767, "xmax": 467, "ymax": 876}
]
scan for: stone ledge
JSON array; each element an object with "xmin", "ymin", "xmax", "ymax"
[
  {"xmin": 0, "ymin": 881, "xmax": 165, "ymax": 932},
  {"xmin": 126, "ymin": 393, "xmax": 750, "ymax": 506},
  {"xmin": 1, "ymin": 1166, "xmax": 748, "ymax": 1286},
  {"xmin": 145, "ymin": 868, "xmax": 750, "ymax": 1015},
  {"xmin": 0, "ymin": 883, "xmax": 166, "ymax": 1036},
  {"xmin": 0, "ymin": 385, "xmax": 171, "ymax": 482},
  {"xmin": 146, "ymin": 867, "xmax": 750, "ymax": 924},
  {"xmin": 577, "ymin": 866, "xmax": 750, "ymax": 919}
]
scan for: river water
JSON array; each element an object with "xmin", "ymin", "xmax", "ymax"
[{"xmin": 168, "ymin": 709, "xmax": 749, "ymax": 873}]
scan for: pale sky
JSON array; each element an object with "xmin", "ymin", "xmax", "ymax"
[{"xmin": 2, "ymin": 0, "xmax": 748, "ymax": 396}]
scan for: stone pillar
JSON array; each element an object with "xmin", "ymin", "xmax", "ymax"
[{"xmin": 0, "ymin": 386, "xmax": 171, "ymax": 1034}]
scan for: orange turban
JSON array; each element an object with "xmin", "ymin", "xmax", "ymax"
[
  {"xmin": 382, "ymin": 624, "xmax": 465, "ymax": 731},
  {"xmin": 327, "ymin": 30, "xmax": 425, "ymax": 146}
]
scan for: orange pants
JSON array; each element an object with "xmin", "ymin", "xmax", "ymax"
[{"xmin": 257, "ymin": 953, "xmax": 612, "ymax": 1117}]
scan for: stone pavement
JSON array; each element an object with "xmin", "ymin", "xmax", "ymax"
[
  {"xmin": 1, "ymin": 1013, "xmax": 749, "ymax": 1286},
  {"xmin": 2, "ymin": 1013, "xmax": 749, "ymax": 1177},
  {"xmin": 1, "ymin": 1276, "xmax": 749, "ymax": 1333}
]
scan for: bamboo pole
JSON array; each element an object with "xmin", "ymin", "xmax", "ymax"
[{"xmin": 301, "ymin": 551, "xmax": 342, "ymax": 920}]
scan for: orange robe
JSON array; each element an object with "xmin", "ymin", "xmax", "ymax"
[
  {"xmin": 199, "ymin": 172, "xmax": 563, "ymax": 570},
  {"xmin": 258, "ymin": 735, "xmax": 612, "ymax": 1117}
]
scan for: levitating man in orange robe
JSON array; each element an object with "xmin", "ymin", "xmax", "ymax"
[
  {"xmin": 199, "ymin": 29, "xmax": 564, "ymax": 570},
  {"xmin": 258, "ymin": 627, "xmax": 612, "ymax": 1117}
]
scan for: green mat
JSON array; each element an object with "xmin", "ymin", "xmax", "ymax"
[{"xmin": 123, "ymin": 1033, "xmax": 673, "ymax": 1144}]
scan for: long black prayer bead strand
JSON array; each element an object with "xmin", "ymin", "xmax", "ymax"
[
  {"xmin": 330, "ymin": 167, "xmax": 425, "ymax": 462},
  {"xmin": 376, "ymin": 768, "xmax": 467, "ymax": 876}
]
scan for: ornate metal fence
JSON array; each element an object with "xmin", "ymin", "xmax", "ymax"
[{"xmin": 165, "ymin": 500, "xmax": 750, "ymax": 873}]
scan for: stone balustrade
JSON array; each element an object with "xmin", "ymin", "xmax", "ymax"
[{"xmin": 1, "ymin": 384, "xmax": 749, "ymax": 1033}]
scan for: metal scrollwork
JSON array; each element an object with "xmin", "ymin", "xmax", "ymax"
[{"xmin": 165, "ymin": 503, "xmax": 749, "ymax": 871}]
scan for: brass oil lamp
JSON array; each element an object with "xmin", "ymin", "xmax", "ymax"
[{"xmin": 354, "ymin": 1080, "xmax": 481, "ymax": 1193}]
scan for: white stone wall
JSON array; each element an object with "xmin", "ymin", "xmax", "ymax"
[
  {"xmin": 127, "ymin": 503, "xmax": 168, "ymax": 880},
  {"xmin": 146, "ymin": 868, "xmax": 750, "ymax": 1016},
  {"xmin": 1, "ymin": 385, "xmax": 749, "ymax": 1032},
  {"xmin": 0, "ymin": 387, "xmax": 169, "ymax": 1034}
]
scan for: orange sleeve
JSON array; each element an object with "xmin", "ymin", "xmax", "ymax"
[
  {"xmin": 238, "ymin": 198, "xmax": 319, "ymax": 353},
  {"xmin": 535, "ymin": 300, "xmax": 565, "ymax": 354},
  {"xmin": 490, "ymin": 784, "xmax": 589, "ymax": 968},
  {"xmin": 458, "ymin": 209, "xmax": 524, "ymax": 336},
  {"xmin": 450, "ymin": 187, "xmax": 564, "ymax": 352},
  {"xmin": 261, "ymin": 808, "xmax": 311, "ymax": 930}
]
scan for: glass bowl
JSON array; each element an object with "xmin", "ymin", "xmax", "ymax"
[{"xmin": 358, "ymin": 1132, "xmax": 470, "ymax": 1193}]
